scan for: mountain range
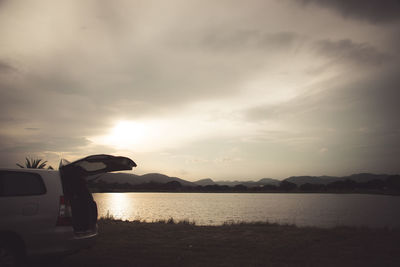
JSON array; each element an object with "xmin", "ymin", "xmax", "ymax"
[
  {"xmin": 284, "ymin": 173, "xmax": 400, "ymax": 185},
  {"xmin": 88, "ymin": 172, "xmax": 399, "ymax": 187},
  {"xmin": 89, "ymin": 172, "xmax": 196, "ymax": 187}
]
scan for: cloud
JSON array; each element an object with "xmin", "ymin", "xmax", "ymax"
[
  {"xmin": 0, "ymin": 60, "xmax": 16, "ymax": 73},
  {"xmin": 313, "ymin": 39, "xmax": 390, "ymax": 66},
  {"xmin": 244, "ymin": 66, "xmax": 400, "ymax": 154},
  {"xmin": 1, "ymin": 0, "xmax": 400, "ymax": 177},
  {"xmin": 0, "ymin": 135, "xmax": 90, "ymax": 154},
  {"xmin": 319, "ymin": 147, "xmax": 328, "ymax": 154},
  {"xmin": 198, "ymin": 30, "xmax": 305, "ymax": 52},
  {"xmin": 296, "ymin": 0, "xmax": 400, "ymax": 24},
  {"xmin": 242, "ymin": 67, "xmax": 400, "ymax": 174},
  {"xmin": 0, "ymin": 1, "xmax": 313, "ymax": 161},
  {"xmin": 247, "ymin": 66, "xmax": 400, "ymax": 124}
]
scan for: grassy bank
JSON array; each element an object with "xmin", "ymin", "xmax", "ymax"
[{"xmin": 54, "ymin": 219, "xmax": 399, "ymax": 267}]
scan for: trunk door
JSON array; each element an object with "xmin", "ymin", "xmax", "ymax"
[
  {"xmin": 59, "ymin": 154, "xmax": 136, "ymax": 176},
  {"xmin": 59, "ymin": 154, "xmax": 136, "ymax": 232}
]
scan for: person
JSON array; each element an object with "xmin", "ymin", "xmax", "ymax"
[{"xmin": 60, "ymin": 165, "xmax": 97, "ymax": 232}]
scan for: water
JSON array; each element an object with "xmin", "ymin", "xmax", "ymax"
[{"xmin": 93, "ymin": 193, "xmax": 400, "ymax": 228}]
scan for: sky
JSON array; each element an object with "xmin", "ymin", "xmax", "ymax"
[{"xmin": 1, "ymin": 0, "xmax": 400, "ymax": 181}]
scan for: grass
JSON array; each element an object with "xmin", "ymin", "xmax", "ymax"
[
  {"xmin": 100, "ymin": 212, "xmax": 196, "ymax": 225},
  {"xmin": 50, "ymin": 218, "xmax": 400, "ymax": 267}
]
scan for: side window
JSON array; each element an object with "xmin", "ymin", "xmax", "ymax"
[{"xmin": 0, "ymin": 171, "xmax": 46, "ymax": 197}]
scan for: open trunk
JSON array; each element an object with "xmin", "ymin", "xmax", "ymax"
[{"xmin": 59, "ymin": 154, "xmax": 136, "ymax": 232}]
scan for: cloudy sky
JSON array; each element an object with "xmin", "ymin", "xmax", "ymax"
[{"xmin": 1, "ymin": 0, "xmax": 399, "ymax": 181}]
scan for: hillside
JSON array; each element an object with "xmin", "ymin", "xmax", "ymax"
[
  {"xmin": 87, "ymin": 172, "xmax": 399, "ymax": 194},
  {"xmin": 284, "ymin": 176, "xmax": 342, "ymax": 185},
  {"xmin": 194, "ymin": 178, "xmax": 280, "ymax": 187},
  {"xmin": 284, "ymin": 173, "xmax": 400, "ymax": 186},
  {"xmin": 194, "ymin": 178, "xmax": 216, "ymax": 186},
  {"xmin": 88, "ymin": 172, "xmax": 196, "ymax": 187}
]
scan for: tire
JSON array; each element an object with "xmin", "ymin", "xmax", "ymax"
[
  {"xmin": 0, "ymin": 238, "xmax": 25, "ymax": 267},
  {"xmin": 0, "ymin": 243, "xmax": 18, "ymax": 267}
]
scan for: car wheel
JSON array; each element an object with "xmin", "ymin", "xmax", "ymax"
[{"xmin": 0, "ymin": 243, "xmax": 18, "ymax": 267}]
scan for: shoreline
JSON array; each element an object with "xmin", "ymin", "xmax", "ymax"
[{"xmin": 91, "ymin": 190, "xmax": 400, "ymax": 196}]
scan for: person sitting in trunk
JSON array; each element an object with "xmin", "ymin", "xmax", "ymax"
[{"xmin": 60, "ymin": 165, "xmax": 96, "ymax": 232}]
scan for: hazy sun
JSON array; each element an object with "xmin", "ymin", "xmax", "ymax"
[{"xmin": 98, "ymin": 121, "xmax": 147, "ymax": 149}]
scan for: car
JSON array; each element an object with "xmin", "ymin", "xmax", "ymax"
[{"xmin": 0, "ymin": 154, "xmax": 136, "ymax": 266}]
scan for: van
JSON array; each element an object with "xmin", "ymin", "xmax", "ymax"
[{"xmin": 0, "ymin": 154, "xmax": 136, "ymax": 266}]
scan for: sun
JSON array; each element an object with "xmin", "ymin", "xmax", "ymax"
[{"xmin": 97, "ymin": 121, "xmax": 147, "ymax": 150}]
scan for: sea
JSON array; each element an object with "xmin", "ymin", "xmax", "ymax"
[{"xmin": 93, "ymin": 192, "xmax": 400, "ymax": 228}]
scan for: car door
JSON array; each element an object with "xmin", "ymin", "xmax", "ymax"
[
  {"xmin": 0, "ymin": 171, "xmax": 48, "ymax": 239},
  {"xmin": 59, "ymin": 154, "xmax": 136, "ymax": 231}
]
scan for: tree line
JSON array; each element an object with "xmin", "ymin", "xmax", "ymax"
[{"xmin": 88, "ymin": 177, "xmax": 400, "ymax": 194}]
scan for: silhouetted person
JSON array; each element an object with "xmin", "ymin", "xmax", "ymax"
[{"xmin": 60, "ymin": 165, "xmax": 97, "ymax": 232}]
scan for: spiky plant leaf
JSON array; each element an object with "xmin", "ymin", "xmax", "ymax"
[
  {"xmin": 25, "ymin": 157, "xmax": 32, "ymax": 168},
  {"xmin": 17, "ymin": 157, "xmax": 53, "ymax": 169},
  {"xmin": 32, "ymin": 159, "xmax": 40, "ymax": 168},
  {"xmin": 38, "ymin": 161, "xmax": 48, "ymax": 169},
  {"xmin": 16, "ymin": 163, "xmax": 25, "ymax": 168}
]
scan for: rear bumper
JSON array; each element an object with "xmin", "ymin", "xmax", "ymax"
[{"xmin": 26, "ymin": 225, "xmax": 98, "ymax": 258}]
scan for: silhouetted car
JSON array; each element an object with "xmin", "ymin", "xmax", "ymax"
[{"xmin": 0, "ymin": 154, "xmax": 136, "ymax": 266}]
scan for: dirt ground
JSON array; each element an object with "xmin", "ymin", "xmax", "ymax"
[{"xmin": 44, "ymin": 219, "xmax": 400, "ymax": 267}]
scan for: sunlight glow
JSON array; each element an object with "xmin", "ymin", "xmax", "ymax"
[
  {"xmin": 94, "ymin": 121, "xmax": 148, "ymax": 150},
  {"xmin": 89, "ymin": 112, "xmax": 263, "ymax": 153}
]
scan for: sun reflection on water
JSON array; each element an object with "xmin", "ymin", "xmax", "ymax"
[{"xmin": 100, "ymin": 193, "xmax": 134, "ymax": 220}]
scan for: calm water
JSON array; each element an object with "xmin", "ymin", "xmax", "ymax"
[{"xmin": 93, "ymin": 193, "xmax": 400, "ymax": 228}]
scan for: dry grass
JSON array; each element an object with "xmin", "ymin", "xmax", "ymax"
[{"xmin": 50, "ymin": 219, "xmax": 400, "ymax": 267}]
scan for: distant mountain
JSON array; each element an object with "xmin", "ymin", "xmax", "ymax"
[
  {"xmin": 87, "ymin": 172, "xmax": 140, "ymax": 184},
  {"xmin": 194, "ymin": 178, "xmax": 216, "ymax": 186},
  {"xmin": 209, "ymin": 180, "xmax": 243, "ymax": 187},
  {"xmin": 89, "ymin": 172, "xmax": 196, "ymax": 187},
  {"xmin": 257, "ymin": 178, "xmax": 280, "ymax": 186},
  {"xmin": 89, "ymin": 172, "xmax": 398, "ymax": 188},
  {"xmin": 140, "ymin": 173, "xmax": 195, "ymax": 186},
  {"xmin": 201, "ymin": 178, "xmax": 280, "ymax": 187},
  {"xmin": 284, "ymin": 173, "xmax": 399, "ymax": 186},
  {"xmin": 93, "ymin": 173, "xmax": 280, "ymax": 188},
  {"xmin": 284, "ymin": 176, "xmax": 341, "ymax": 186},
  {"xmin": 346, "ymin": 173, "xmax": 397, "ymax": 183}
]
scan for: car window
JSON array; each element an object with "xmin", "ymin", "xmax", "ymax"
[{"xmin": 0, "ymin": 171, "xmax": 46, "ymax": 197}]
